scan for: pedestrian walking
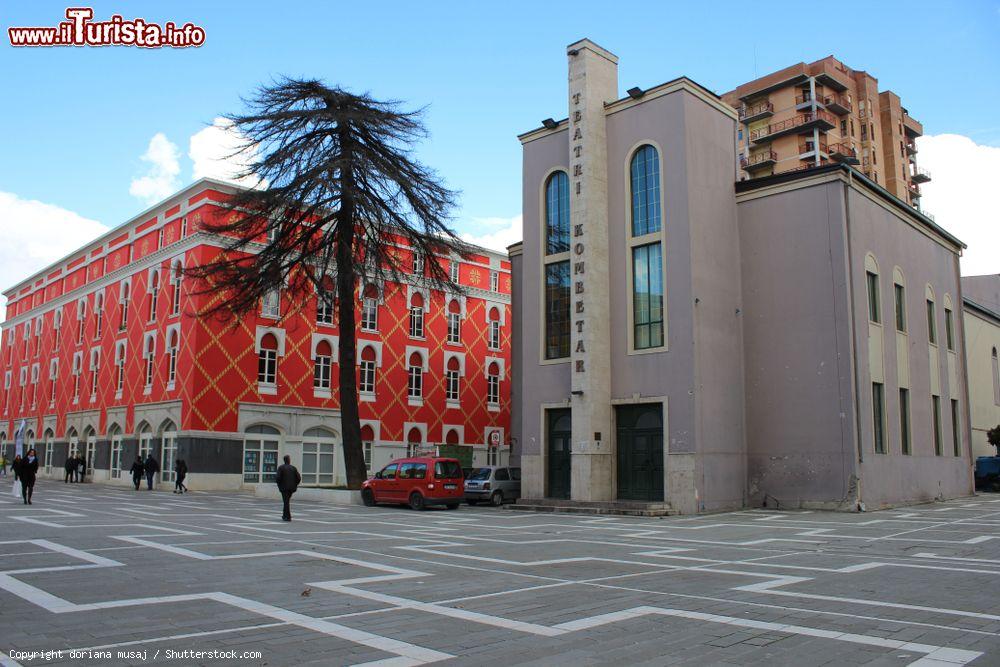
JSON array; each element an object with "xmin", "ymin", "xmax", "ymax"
[
  {"xmin": 64, "ymin": 453, "xmax": 76, "ymax": 483},
  {"xmin": 0, "ymin": 454, "xmax": 7, "ymax": 477},
  {"xmin": 275, "ymin": 455, "xmax": 301, "ymax": 521},
  {"xmin": 76, "ymin": 453, "xmax": 86, "ymax": 482},
  {"xmin": 129, "ymin": 456, "xmax": 144, "ymax": 490},
  {"xmin": 11, "ymin": 454, "xmax": 21, "ymax": 481},
  {"xmin": 144, "ymin": 454, "xmax": 160, "ymax": 490},
  {"xmin": 173, "ymin": 459, "xmax": 188, "ymax": 494},
  {"xmin": 17, "ymin": 449, "xmax": 38, "ymax": 505}
]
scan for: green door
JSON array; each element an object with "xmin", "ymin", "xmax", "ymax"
[
  {"xmin": 616, "ymin": 404, "xmax": 664, "ymax": 502},
  {"xmin": 547, "ymin": 409, "xmax": 571, "ymax": 499}
]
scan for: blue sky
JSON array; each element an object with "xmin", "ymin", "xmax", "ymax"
[{"xmin": 0, "ymin": 0, "xmax": 998, "ymax": 295}]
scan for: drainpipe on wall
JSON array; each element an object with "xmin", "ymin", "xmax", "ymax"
[{"xmin": 843, "ymin": 169, "xmax": 866, "ymax": 510}]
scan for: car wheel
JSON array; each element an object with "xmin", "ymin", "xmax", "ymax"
[
  {"xmin": 446, "ymin": 503, "xmax": 459, "ymax": 510},
  {"xmin": 361, "ymin": 488, "xmax": 376, "ymax": 507},
  {"xmin": 467, "ymin": 499, "xmax": 478, "ymax": 506},
  {"xmin": 490, "ymin": 491, "xmax": 503, "ymax": 507},
  {"xmin": 409, "ymin": 492, "xmax": 426, "ymax": 511}
]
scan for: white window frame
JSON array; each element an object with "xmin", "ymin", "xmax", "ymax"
[
  {"xmin": 148, "ymin": 269, "xmax": 160, "ymax": 323},
  {"xmin": 361, "ymin": 296, "xmax": 378, "ymax": 332},
  {"xmin": 409, "ymin": 305, "xmax": 424, "ymax": 339},
  {"xmin": 261, "ymin": 289, "xmax": 281, "ymax": 319},
  {"xmin": 490, "ymin": 270, "xmax": 499, "ymax": 292}
]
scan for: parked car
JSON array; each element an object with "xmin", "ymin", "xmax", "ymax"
[
  {"xmin": 361, "ymin": 457, "xmax": 464, "ymax": 510},
  {"xmin": 465, "ymin": 466, "xmax": 521, "ymax": 506}
]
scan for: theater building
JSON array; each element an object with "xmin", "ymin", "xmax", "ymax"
[
  {"xmin": 510, "ymin": 39, "xmax": 974, "ymax": 513},
  {"xmin": 0, "ymin": 179, "xmax": 511, "ymax": 489}
]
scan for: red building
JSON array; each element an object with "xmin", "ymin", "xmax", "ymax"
[{"xmin": 0, "ymin": 179, "xmax": 512, "ymax": 489}]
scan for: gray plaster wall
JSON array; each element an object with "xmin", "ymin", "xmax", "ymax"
[
  {"xmin": 845, "ymin": 186, "xmax": 974, "ymax": 507},
  {"xmin": 738, "ymin": 180, "xmax": 859, "ymax": 509},
  {"xmin": 962, "ymin": 274, "xmax": 1000, "ymax": 313},
  {"xmin": 510, "ymin": 249, "xmax": 523, "ymax": 467}
]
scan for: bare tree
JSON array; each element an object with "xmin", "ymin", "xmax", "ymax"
[{"xmin": 186, "ymin": 78, "xmax": 466, "ymax": 489}]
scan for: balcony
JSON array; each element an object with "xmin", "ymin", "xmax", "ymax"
[
  {"xmin": 738, "ymin": 101, "xmax": 774, "ymax": 124},
  {"xmin": 828, "ymin": 143, "xmax": 859, "ymax": 164},
  {"xmin": 908, "ymin": 182, "xmax": 921, "ymax": 197},
  {"xmin": 823, "ymin": 93, "xmax": 851, "ymax": 115},
  {"xmin": 905, "ymin": 141, "xmax": 917, "ymax": 156},
  {"xmin": 749, "ymin": 110, "xmax": 837, "ymax": 144},
  {"xmin": 740, "ymin": 150, "xmax": 778, "ymax": 172},
  {"xmin": 799, "ymin": 140, "xmax": 828, "ymax": 156},
  {"xmin": 911, "ymin": 165, "xmax": 931, "ymax": 183}
]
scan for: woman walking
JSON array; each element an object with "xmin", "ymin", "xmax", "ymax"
[
  {"xmin": 17, "ymin": 449, "xmax": 38, "ymax": 505},
  {"xmin": 11, "ymin": 454, "xmax": 21, "ymax": 481},
  {"xmin": 173, "ymin": 459, "xmax": 188, "ymax": 494}
]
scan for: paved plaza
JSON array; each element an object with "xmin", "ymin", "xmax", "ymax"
[{"xmin": 1, "ymin": 483, "xmax": 1000, "ymax": 666}]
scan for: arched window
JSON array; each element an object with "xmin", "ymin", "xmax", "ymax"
[
  {"xmin": 445, "ymin": 356, "xmax": 461, "ymax": 402},
  {"xmin": 170, "ymin": 260, "xmax": 183, "ymax": 316},
  {"xmin": 114, "ymin": 341, "xmax": 126, "ymax": 394},
  {"xmin": 143, "ymin": 335, "xmax": 156, "ymax": 388},
  {"xmin": 487, "ymin": 361, "xmax": 501, "ymax": 406},
  {"xmin": 71, "ymin": 352, "xmax": 82, "ymax": 402},
  {"xmin": 314, "ymin": 340, "xmax": 333, "ymax": 390},
  {"xmin": 629, "ymin": 145, "xmax": 664, "ymax": 351},
  {"xmin": 137, "ymin": 422, "xmax": 153, "ymax": 459},
  {"xmin": 406, "ymin": 427, "xmax": 422, "ymax": 457},
  {"xmin": 109, "ymin": 423, "xmax": 123, "ymax": 478},
  {"xmin": 167, "ymin": 330, "xmax": 179, "ymax": 385},
  {"xmin": 445, "ymin": 429, "xmax": 459, "ymax": 446},
  {"xmin": 243, "ymin": 424, "xmax": 280, "ymax": 484},
  {"xmin": 89, "ymin": 348, "xmax": 100, "ymax": 399},
  {"xmin": 865, "ymin": 254, "xmax": 880, "ymax": 324},
  {"xmin": 488, "ymin": 307, "xmax": 501, "ymax": 350},
  {"xmin": 77, "ymin": 299, "xmax": 87, "ymax": 344},
  {"xmin": 409, "ymin": 292, "xmax": 425, "ymax": 339},
  {"xmin": 317, "ymin": 275, "xmax": 335, "ymax": 325},
  {"xmin": 630, "ymin": 145, "xmax": 661, "ymax": 237},
  {"xmin": 119, "ymin": 283, "xmax": 130, "ymax": 331},
  {"xmin": 407, "ymin": 351, "xmax": 423, "ymax": 399},
  {"xmin": 359, "ymin": 346, "xmax": 377, "ymax": 394},
  {"xmin": 148, "ymin": 270, "xmax": 160, "ymax": 323},
  {"xmin": 545, "ymin": 171, "xmax": 570, "ymax": 255},
  {"xmin": 361, "ymin": 284, "xmax": 379, "ymax": 332},
  {"xmin": 94, "ymin": 293, "xmax": 104, "ymax": 340},
  {"xmin": 258, "ymin": 333, "xmax": 278, "ymax": 386},
  {"xmin": 302, "ymin": 426, "xmax": 337, "ymax": 486},
  {"xmin": 447, "ymin": 299, "xmax": 462, "ymax": 344}
]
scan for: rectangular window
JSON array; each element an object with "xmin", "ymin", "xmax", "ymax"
[
  {"xmin": 487, "ymin": 374, "xmax": 500, "ymax": 405},
  {"xmin": 872, "ymin": 382, "xmax": 886, "ymax": 454},
  {"xmin": 633, "ymin": 242, "xmax": 664, "ymax": 350},
  {"xmin": 243, "ymin": 439, "xmax": 279, "ymax": 484},
  {"xmin": 145, "ymin": 355, "xmax": 154, "ymax": 388},
  {"xmin": 363, "ymin": 440, "xmax": 372, "ymax": 474},
  {"xmin": 866, "ymin": 271, "xmax": 880, "ymax": 323},
  {"xmin": 446, "ymin": 370, "xmax": 460, "ymax": 401},
  {"xmin": 361, "ymin": 298, "xmax": 378, "ymax": 332},
  {"xmin": 261, "ymin": 290, "xmax": 280, "ymax": 318},
  {"xmin": 899, "ymin": 388, "xmax": 911, "ymax": 455},
  {"xmin": 317, "ymin": 292, "xmax": 334, "ymax": 325},
  {"xmin": 894, "ymin": 283, "xmax": 906, "ymax": 332},
  {"xmin": 110, "ymin": 438, "xmax": 122, "ymax": 479},
  {"xmin": 944, "ymin": 308, "xmax": 954, "ymax": 351},
  {"xmin": 359, "ymin": 360, "xmax": 376, "ymax": 394},
  {"xmin": 168, "ymin": 345, "xmax": 178, "ymax": 384},
  {"xmin": 950, "ymin": 399, "xmax": 961, "ymax": 456},
  {"xmin": 314, "ymin": 355, "xmax": 332, "ymax": 390},
  {"xmin": 447, "ymin": 312, "xmax": 461, "ymax": 344},
  {"xmin": 450, "ymin": 260, "xmax": 460, "ymax": 283},
  {"xmin": 490, "ymin": 270, "xmax": 499, "ymax": 292},
  {"xmin": 544, "ymin": 261, "xmax": 570, "ymax": 360},
  {"xmin": 301, "ymin": 442, "xmax": 335, "ymax": 486},
  {"xmin": 412, "ymin": 252, "xmax": 424, "ymax": 275},
  {"xmin": 116, "ymin": 358, "xmax": 125, "ymax": 393},
  {"xmin": 258, "ymin": 350, "xmax": 277, "ymax": 385},
  {"xmin": 489, "ymin": 320, "xmax": 501, "ymax": 350},
  {"xmin": 408, "ymin": 366, "xmax": 422, "ymax": 398},
  {"xmin": 409, "ymin": 307, "xmax": 424, "ymax": 338},
  {"xmin": 932, "ymin": 395, "xmax": 942, "ymax": 455},
  {"xmin": 926, "ymin": 300, "xmax": 936, "ymax": 344}
]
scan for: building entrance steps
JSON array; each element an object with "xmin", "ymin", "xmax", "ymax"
[{"xmin": 506, "ymin": 498, "xmax": 678, "ymax": 517}]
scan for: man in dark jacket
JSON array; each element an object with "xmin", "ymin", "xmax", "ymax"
[
  {"xmin": 64, "ymin": 453, "xmax": 76, "ymax": 483},
  {"xmin": 275, "ymin": 455, "xmax": 301, "ymax": 521},
  {"xmin": 144, "ymin": 454, "xmax": 160, "ymax": 490},
  {"xmin": 129, "ymin": 456, "xmax": 144, "ymax": 490},
  {"xmin": 18, "ymin": 449, "xmax": 39, "ymax": 504}
]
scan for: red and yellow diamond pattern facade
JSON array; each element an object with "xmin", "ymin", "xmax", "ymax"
[{"xmin": 0, "ymin": 179, "xmax": 511, "ymax": 488}]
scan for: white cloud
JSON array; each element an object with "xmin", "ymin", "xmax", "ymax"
[
  {"xmin": 0, "ymin": 192, "xmax": 107, "ymax": 323},
  {"xmin": 189, "ymin": 117, "xmax": 264, "ymax": 188},
  {"xmin": 917, "ymin": 134, "xmax": 1000, "ymax": 276},
  {"xmin": 128, "ymin": 133, "xmax": 181, "ymax": 205},
  {"xmin": 459, "ymin": 214, "xmax": 522, "ymax": 252}
]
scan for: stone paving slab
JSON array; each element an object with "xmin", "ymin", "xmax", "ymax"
[{"xmin": 1, "ymin": 482, "xmax": 999, "ymax": 665}]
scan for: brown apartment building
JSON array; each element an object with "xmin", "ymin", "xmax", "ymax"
[{"xmin": 722, "ymin": 56, "xmax": 931, "ymax": 210}]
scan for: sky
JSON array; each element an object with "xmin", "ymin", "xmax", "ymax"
[{"xmin": 1, "ymin": 0, "xmax": 998, "ymax": 320}]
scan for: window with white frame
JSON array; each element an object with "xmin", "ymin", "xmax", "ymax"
[
  {"xmin": 22, "ymin": 324, "xmax": 29, "ymax": 360},
  {"xmin": 412, "ymin": 251, "xmax": 424, "ymax": 275},
  {"xmin": 258, "ymin": 333, "xmax": 278, "ymax": 386},
  {"xmin": 167, "ymin": 329, "xmax": 179, "ymax": 386},
  {"xmin": 33, "ymin": 318, "xmax": 41, "ymax": 357},
  {"xmin": 449, "ymin": 259, "xmax": 460, "ymax": 284},
  {"xmin": 243, "ymin": 424, "xmax": 280, "ymax": 483},
  {"xmin": 409, "ymin": 293, "xmax": 424, "ymax": 339},
  {"xmin": 487, "ymin": 362, "xmax": 501, "ymax": 406},
  {"xmin": 359, "ymin": 346, "xmax": 377, "ymax": 394},
  {"xmin": 407, "ymin": 352, "xmax": 423, "ymax": 399},
  {"xmin": 180, "ymin": 217, "xmax": 188, "ymax": 238},
  {"xmin": 488, "ymin": 307, "xmax": 501, "ymax": 350},
  {"xmin": 317, "ymin": 277, "xmax": 335, "ymax": 325},
  {"xmin": 94, "ymin": 293, "xmax": 104, "ymax": 339},
  {"xmin": 361, "ymin": 284, "xmax": 378, "ymax": 332},
  {"xmin": 30, "ymin": 364, "xmax": 38, "ymax": 408},
  {"xmin": 148, "ymin": 269, "xmax": 160, "ymax": 322},
  {"xmin": 301, "ymin": 427, "xmax": 336, "ymax": 486},
  {"xmin": 170, "ymin": 261, "xmax": 182, "ymax": 316},
  {"xmin": 314, "ymin": 340, "xmax": 332, "ymax": 390},
  {"xmin": 52, "ymin": 311, "xmax": 62, "ymax": 351},
  {"xmin": 143, "ymin": 335, "xmax": 156, "ymax": 389},
  {"xmin": 361, "ymin": 424, "xmax": 375, "ymax": 474},
  {"xmin": 89, "ymin": 349, "xmax": 100, "ymax": 399},
  {"xmin": 445, "ymin": 356, "xmax": 460, "ymax": 402},
  {"xmin": 490, "ymin": 270, "xmax": 499, "ymax": 292},
  {"xmin": 261, "ymin": 289, "xmax": 280, "ymax": 318},
  {"xmin": 114, "ymin": 342, "xmax": 126, "ymax": 395},
  {"xmin": 119, "ymin": 283, "xmax": 130, "ymax": 331},
  {"xmin": 49, "ymin": 359, "xmax": 58, "ymax": 405},
  {"xmin": 109, "ymin": 426, "xmax": 122, "ymax": 479},
  {"xmin": 447, "ymin": 299, "xmax": 461, "ymax": 344},
  {"xmin": 71, "ymin": 353, "xmax": 82, "ymax": 402},
  {"xmin": 77, "ymin": 301, "xmax": 87, "ymax": 344}
]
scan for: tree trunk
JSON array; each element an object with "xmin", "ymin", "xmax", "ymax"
[{"xmin": 335, "ymin": 129, "xmax": 368, "ymax": 490}]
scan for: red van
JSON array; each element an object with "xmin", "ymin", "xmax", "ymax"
[{"xmin": 361, "ymin": 457, "xmax": 464, "ymax": 510}]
